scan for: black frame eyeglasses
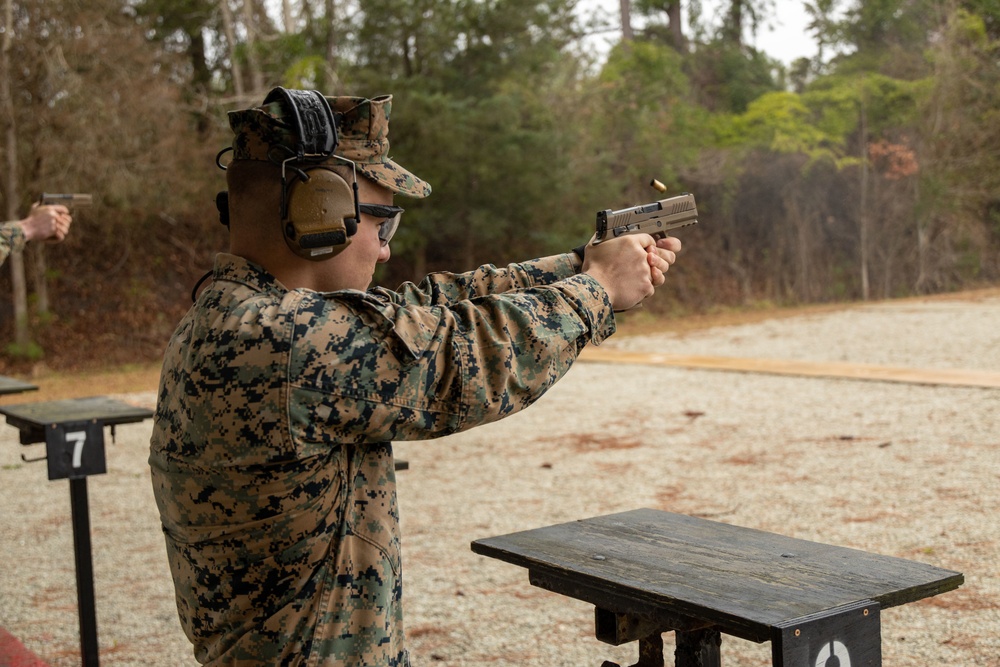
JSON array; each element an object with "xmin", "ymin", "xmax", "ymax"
[{"xmin": 359, "ymin": 203, "xmax": 404, "ymax": 246}]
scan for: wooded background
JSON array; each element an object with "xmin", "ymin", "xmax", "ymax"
[{"xmin": 1, "ymin": 0, "xmax": 998, "ymax": 371}]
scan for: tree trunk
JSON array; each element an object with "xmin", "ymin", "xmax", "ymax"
[
  {"xmin": 914, "ymin": 177, "xmax": 929, "ymax": 292},
  {"xmin": 788, "ymin": 197, "xmax": 810, "ymax": 301},
  {"xmin": 725, "ymin": 0, "xmax": 744, "ymax": 49},
  {"xmin": 620, "ymin": 0, "xmax": 633, "ymax": 42},
  {"xmin": 31, "ymin": 243, "xmax": 49, "ymax": 315},
  {"xmin": 324, "ymin": 0, "xmax": 339, "ymax": 90},
  {"xmin": 667, "ymin": 1, "xmax": 685, "ymax": 51},
  {"xmin": 858, "ymin": 90, "xmax": 870, "ymax": 301},
  {"xmin": 242, "ymin": 0, "xmax": 265, "ymax": 96},
  {"xmin": 219, "ymin": 0, "xmax": 245, "ymax": 98}
]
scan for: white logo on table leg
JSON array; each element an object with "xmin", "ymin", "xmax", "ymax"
[{"xmin": 815, "ymin": 640, "xmax": 851, "ymax": 667}]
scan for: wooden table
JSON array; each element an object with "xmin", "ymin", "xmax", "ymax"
[
  {"xmin": 472, "ymin": 509, "xmax": 963, "ymax": 667},
  {"xmin": 0, "ymin": 374, "xmax": 37, "ymax": 396},
  {"xmin": 0, "ymin": 396, "xmax": 154, "ymax": 667}
]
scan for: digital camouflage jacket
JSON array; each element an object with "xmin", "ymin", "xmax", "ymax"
[
  {"xmin": 149, "ymin": 252, "xmax": 615, "ymax": 666},
  {"xmin": 0, "ymin": 222, "xmax": 26, "ymax": 266}
]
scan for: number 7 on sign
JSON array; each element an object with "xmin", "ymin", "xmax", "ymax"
[{"xmin": 67, "ymin": 431, "xmax": 87, "ymax": 469}]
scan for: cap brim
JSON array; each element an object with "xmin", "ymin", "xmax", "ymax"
[{"xmin": 357, "ymin": 160, "xmax": 431, "ymax": 199}]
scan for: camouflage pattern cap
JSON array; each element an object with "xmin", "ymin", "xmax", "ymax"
[{"xmin": 228, "ymin": 92, "xmax": 431, "ymax": 199}]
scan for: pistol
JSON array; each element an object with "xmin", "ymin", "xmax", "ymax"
[
  {"xmin": 38, "ymin": 193, "xmax": 93, "ymax": 208},
  {"xmin": 593, "ymin": 188, "xmax": 698, "ymax": 244}
]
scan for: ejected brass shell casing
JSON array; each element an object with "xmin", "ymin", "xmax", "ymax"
[{"xmin": 650, "ymin": 179, "xmax": 667, "ymax": 192}]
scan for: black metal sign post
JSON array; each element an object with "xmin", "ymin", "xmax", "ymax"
[
  {"xmin": 0, "ymin": 397, "xmax": 154, "ymax": 667},
  {"xmin": 46, "ymin": 420, "xmax": 107, "ymax": 667},
  {"xmin": 69, "ymin": 476, "xmax": 100, "ymax": 666}
]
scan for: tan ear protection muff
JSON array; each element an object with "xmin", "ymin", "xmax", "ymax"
[
  {"xmin": 263, "ymin": 86, "xmax": 361, "ymax": 261},
  {"xmin": 282, "ymin": 166, "xmax": 358, "ymax": 259}
]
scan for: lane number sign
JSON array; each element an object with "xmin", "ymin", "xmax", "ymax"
[{"xmin": 45, "ymin": 421, "xmax": 106, "ymax": 480}]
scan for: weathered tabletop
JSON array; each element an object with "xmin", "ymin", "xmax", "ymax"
[
  {"xmin": 472, "ymin": 508, "xmax": 963, "ymax": 644},
  {"xmin": 0, "ymin": 396, "xmax": 154, "ymax": 444},
  {"xmin": 0, "ymin": 375, "xmax": 38, "ymax": 396}
]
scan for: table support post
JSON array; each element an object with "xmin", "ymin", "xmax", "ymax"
[
  {"xmin": 600, "ymin": 633, "xmax": 665, "ymax": 667},
  {"xmin": 69, "ymin": 477, "xmax": 100, "ymax": 667},
  {"xmin": 674, "ymin": 628, "xmax": 721, "ymax": 667},
  {"xmin": 637, "ymin": 634, "xmax": 665, "ymax": 667}
]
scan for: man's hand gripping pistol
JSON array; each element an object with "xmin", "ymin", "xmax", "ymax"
[{"xmin": 593, "ymin": 179, "xmax": 697, "ymax": 244}]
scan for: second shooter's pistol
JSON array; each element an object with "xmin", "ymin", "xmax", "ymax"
[
  {"xmin": 38, "ymin": 193, "xmax": 93, "ymax": 208},
  {"xmin": 593, "ymin": 179, "xmax": 698, "ymax": 244}
]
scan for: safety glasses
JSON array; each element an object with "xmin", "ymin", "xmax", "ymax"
[{"xmin": 359, "ymin": 203, "xmax": 404, "ymax": 246}]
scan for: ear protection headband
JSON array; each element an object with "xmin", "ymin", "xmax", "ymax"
[{"xmin": 264, "ymin": 87, "xmax": 361, "ymax": 260}]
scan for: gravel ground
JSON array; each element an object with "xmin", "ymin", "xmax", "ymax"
[{"xmin": 1, "ymin": 292, "xmax": 998, "ymax": 666}]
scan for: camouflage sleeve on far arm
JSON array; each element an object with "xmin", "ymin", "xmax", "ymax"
[
  {"xmin": 0, "ymin": 222, "xmax": 26, "ymax": 266},
  {"xmin": 378, "ymin": 253, "xmax": 580, "ymax": 308}
]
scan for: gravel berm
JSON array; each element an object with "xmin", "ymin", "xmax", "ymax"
[{"xmin": 1, "ymin": 291, "xmax": 997, "ymax": 666}]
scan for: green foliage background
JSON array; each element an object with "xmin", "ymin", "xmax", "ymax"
[{"xmin": 2, "ymin": 0, "xmax": 999, "ymax": 369}]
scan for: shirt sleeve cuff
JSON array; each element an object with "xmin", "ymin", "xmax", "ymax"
[
  {"xmin": 2, "ymin": 223, "xmax": 27, "ymax": 255},
  {"xmin": 553, "ymin": 273, "xmax": 616, "ymax": 346}
]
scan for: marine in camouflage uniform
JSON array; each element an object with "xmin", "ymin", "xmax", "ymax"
[
  {"xmin": 150, "ymin": 91, "xmax": 677, "ymax": 666},
  {"xmin": 0, "ymin": 222, "xmax": 27, "ymax": 266}
]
